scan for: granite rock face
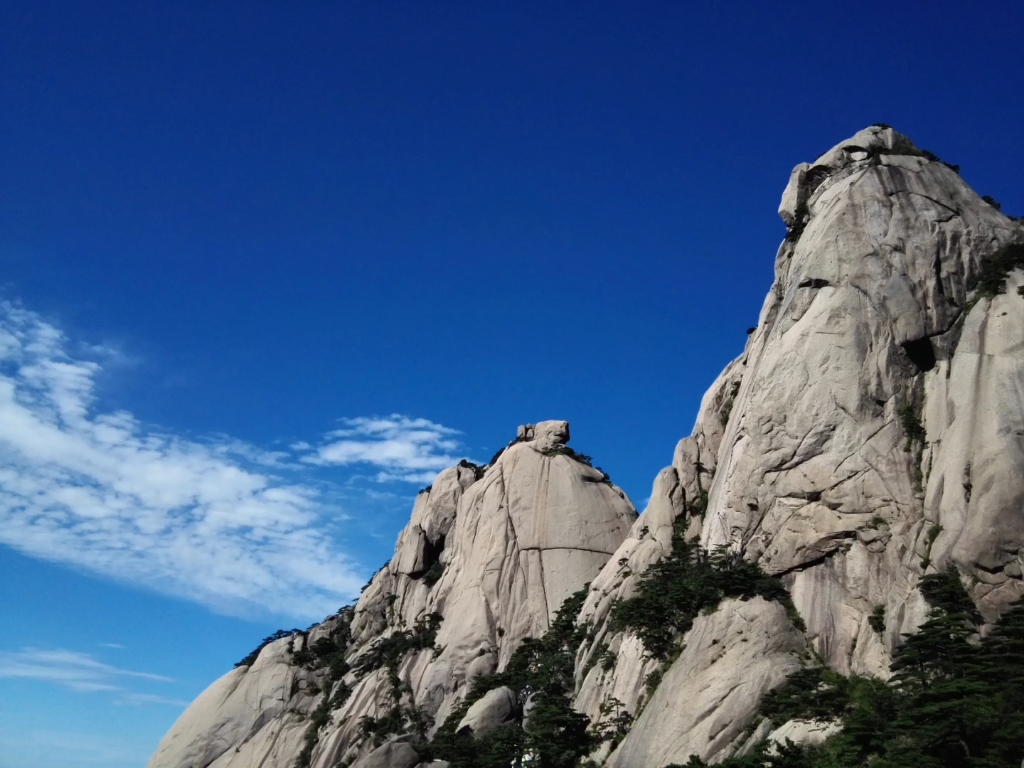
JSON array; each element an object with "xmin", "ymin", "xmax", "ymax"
[
  {"xmin": 577, "ymin": 125, "xmax": 1023, "ymax": 764},
  {"xmin": 455, "ymin": 686, "xmax": 518, "ymax": 737},
  {"xmin": 147, "ymin": 635, "xmax": 315, "ymax": 768},
  {"xmin": 149, "ymin": 127, "xmax": 1024, "ymax": 768},
  {"xmin": 701, "ymin": 125, "xmax": 1022, "ymax": 678},
  {"xmin": 148, "ymin": 421, "xmax": 636, "ymax": 768},
  {"xmin": 605, "ymin": 598, "xmax": 807, "ymax": 768}
]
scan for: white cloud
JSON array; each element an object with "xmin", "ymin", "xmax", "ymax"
[
  {"xmin": 0, "ymin": 648, "xmax": 172, "ymax": 694},
  {"xmin": 0, "ymin": 301, "xmax": 366, "ymax": 618},
  {"xmin": 113, "ymin": 692, "xmax": 191, "ymax": 707},
  {"xmin": 98, "ymin": 643, "xmax": 126, "ymax": 650},
  {"xmin": 303, "ymin": 414, "xmax": 469, "ymax": 483}
]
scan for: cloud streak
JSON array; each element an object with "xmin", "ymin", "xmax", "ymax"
[
  {"xmin": 0, "ymin": 301, "xmax": 365, "ymax": 618},
  {"xmin": 0, "ymin": 648, "xmax": 172, "ymax": 694},
  {"xmin": 303, "ymin": 415, "xmax": 468, "ymax": 483}
]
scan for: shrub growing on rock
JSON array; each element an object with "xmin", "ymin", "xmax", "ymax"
[{"xmin": 608, "ymin": 515, "xmax": 801, "ymax": 660}]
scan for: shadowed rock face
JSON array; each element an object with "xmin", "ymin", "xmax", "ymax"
[{"xmin": 149, "ymin": 127, "xmax": 1024, "ymax": 768}]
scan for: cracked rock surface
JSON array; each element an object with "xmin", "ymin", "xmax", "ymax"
[
  {"xmin": 148, "ymin": 420, "xmax": 636, "ymax": 768},
  {"xmin": 700, "ymin": 125, "xmax": 1021, "ymax": 678},
  {"xmin": 605, "ymin": 597, "xmax": 806, "ymax": 768},
  {"xmin": 148, "ymin": 127, "xmax": 1024, "ymax": 768}
]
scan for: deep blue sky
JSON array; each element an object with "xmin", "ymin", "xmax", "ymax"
[{"xmin": 1, "ymin": 2, "xmax": 1022, "ymax": 766}]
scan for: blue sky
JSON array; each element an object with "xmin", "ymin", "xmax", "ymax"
[{"xmin": 1, "ymin": 1, "xmax": 1022, "ymax": 766}]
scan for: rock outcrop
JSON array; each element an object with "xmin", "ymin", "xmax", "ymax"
[
  {"xmin": 605, "ymin": 597, "xmax": 807, "ymax": 767},
  {"xmin": 149, "ymin": 420, "xmax": 637, "ymax": 768},
  {"xmin": 149, "ymin": 127, "xmax": 1024, "ymax": 768},
  {"xmin": 701, "ymin": 125, "xmax": 1021, "ymax": 676}
]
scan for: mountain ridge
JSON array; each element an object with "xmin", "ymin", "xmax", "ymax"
[{"xmin": 147, "ymin": 125, "xmax": 1024, "ymax": 768}]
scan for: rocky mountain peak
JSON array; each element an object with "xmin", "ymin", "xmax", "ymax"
[
  {"xmin": 148, "ymin": 127, "xmax": 1024, "ymax": 768},
  {"xmin": 516, "ymin": 419, "xmax": 570, "ymax": 450}
]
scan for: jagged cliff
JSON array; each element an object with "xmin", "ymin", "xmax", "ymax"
[
  {"xmin": 148, "ymin": 126, "xmax": 1024, "ymax": 768},
  {"xmin": 148, "ymin": 420, "xmax": 637, "ymax": 768}
]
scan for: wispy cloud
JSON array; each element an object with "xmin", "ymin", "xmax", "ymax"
[
  {"xmin": 0, "ymin": 301, "xmax": 367, "ymax": 618},
  {"xmin": 0, "ymin": 648, "xmax": 172, "ymax": 694},
  {"xmin": 113, "ymin": 692, "xmax": 191, "ymax": 707},
  {"xmin": 98, "ymin": 643, "xmax": 126, "ymax": 650},
  {"xmin": 303, "ymin": 415, "xmax": 469, "ymax": 483}
]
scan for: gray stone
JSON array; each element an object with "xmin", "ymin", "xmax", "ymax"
[
  {"xmin": 350, "ymin": 741, "xmax": 420, "ymax": 768},
  {"xmin": 147, "ymin": 126, "xmax": 1024, "ymax": 768},
  {"xmin": 148, "ymin": 420, "xmax": 635, "ymax": 768},
  {"xmin": 767, "ymin": 719, "xmax": 843, "ymax": 751},
  {"xmin": 456, "ymin": 686, "xmax": 518, "ymax": 737},
  {"xmin": 606, "ymin": 598, "xmax": 806, "ymax": 766}
]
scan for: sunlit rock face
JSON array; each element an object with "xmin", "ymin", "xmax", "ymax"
[
  {"xmin": 576, "ymin": 126, "xmax": 1023, "ymax": 764},
  {"xmin": 701, "ymin": 125, "xmax": 1021, "ymax": 679},
  {"xmin": 148, "ymin": 420, "xmax": 637, "ymax": 768},
  {"xmin": 149, "ymin": 127, "xmax": 1024, "ymax": 768}
]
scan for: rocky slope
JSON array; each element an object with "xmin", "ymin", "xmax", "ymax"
[
  {"xmin": 148, "ymin": 420, "xmax": 637, "ymax": 768},
  {"xmin": 149, "ymin": 126, "xmax": 1023, "ymax": 768}
]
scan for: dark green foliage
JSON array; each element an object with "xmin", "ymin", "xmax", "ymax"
[
  {"xmin": 422, "ymin": 560, "xmax": 445, "ymax": 588},
  {"xmin": 431, "ymin": 587, "xmax": 598, "ymax": 768},
  {"xmin": 598, "ymin": 645, "xmax": 617, "ymax": 671},
  {"xmin": 590, "ymin": 697, "xmax": 632, "ymax": 751},
  {"xmin": 296, "ymin": 633, "xmax": 352, "ymax": 679},
  {"xmin": 428, "ymin": 723, "xmax": 524, "ymax": 768},
  {"xmin": 359, "ymin": 701, "xmax": 431, "ymax": 747},
  {"xmin": 356, "ymin": 613, "xmax": 442, "ymax": 675},
  {"xmin": 544, "ymin": 444, "xmax": 614, "ymax": 485},
  {"xmin": 458, "ymin": 458, "xmax": 487, "ymax": 480},
  {"xmin": 688, "ymin": 489, "xmax": 709, "ymax": 519},
  {"xmin": 295, "ymin": 692, "xmax": 333, "ymax": 768},
  {"xmin": 917, "ymin": 567, "xmax": 981, "ymax": 620},
  {"xmin": 350, "ymin": 613, "xmax": 441, "ymax": 750},
  {"xmin": 545, "ymin": 444, "xmax": 593, "ymax": 467},
  {"xmin": 873, "ymin": 569, "xmax": 989, "ymax": 766},
  {"xmin": 719, "ymin": 381, "xmax": 741, "ymax": 428},
  {"xmin": 759, "ymin": 667, "xmax": 852, "ymax": 724},
  {"xmin": 488, "ymin": 445, "xmax": 510, "ymax": 465},
  {"xmin": 899, "ymin": 402, "xmax": 927, "ymax": 492},
  {"xmin": 330, "ymin": 679, "xmax": 352, "ymax": 708},
  {"xmin": 976, "ymin": 241, "xmax": 1024, "ymax": 298},
  {"xmin": 720, "ymin": 397, "xmax": 735, "ymax": 427},
  {"xmin": 681, "ymin": 567, "xmax": 1024, "ymax": 768},
  {"xmin": 981, "ymin": 195, "xmax": 1003, "ymax": 211},
  {"xmin": 294, "ymin": 610, "xmax": 355, "ymax": 768},
  {"xmin": 235, "ymin": 628, "xmax": 299, "ymax": 668},
  {"xmin": 869, "ymin": 604, "xmax": 886, "ymax": 634},
  {"xmin": 898, "ymin": 404, "xmax": 925, "ymax": 451},
  {"xmin": 785, "ymin": 216, "xmax": 808, "ymax": 243},
  {"xmin": 672, "ymin": 739, "xmax": 823, "ymax": 767},
  {"xmin": 608, "ymin": 515, "xmax": 802, "ymax": 660},
  {"xmin": 643, "ymin": 668, "xmax": 663, "ymax": 696}
]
